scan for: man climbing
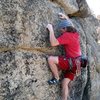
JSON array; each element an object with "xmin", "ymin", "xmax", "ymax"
[{"xmin": 46, "ymin": 13, "xmax": 82, "ymax": 100}]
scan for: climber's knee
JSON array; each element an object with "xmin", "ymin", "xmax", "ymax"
[
  {"xmin": 48, "ymin": 56, "xmax": 58, "ymax": 64},
  {"xmin": 62, "ymin": 78, "xmax": 70, "ymax": 88}
]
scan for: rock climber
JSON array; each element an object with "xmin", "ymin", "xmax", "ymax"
[{"xmin": 46, "ymin": 13, "xmax": 87, "ymax": 100}]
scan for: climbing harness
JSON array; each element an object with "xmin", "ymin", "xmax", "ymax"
[
  {"xmin": 75, "ymin": 58, "xmax": 81, "ymax": 76},
  {"xmin": 67, "ymin": 56, "xmax": 88, "ymax": 76}
]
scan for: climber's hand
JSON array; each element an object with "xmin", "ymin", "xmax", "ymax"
[
  {"xmin": 59, "ymin": 13, "xmax": 74, "ymax": 27},
  {"xmin": 58, "ymin": 13, "xmax": 69, "ymax": 19},
  {"xmin": 46, "ymin": 24, "xmax": 54, "ymax": 33}
]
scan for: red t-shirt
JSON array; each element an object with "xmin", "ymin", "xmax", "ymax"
[{"xmin": 57, "ymin": 32, "xmax": 81, "ymax": 58}]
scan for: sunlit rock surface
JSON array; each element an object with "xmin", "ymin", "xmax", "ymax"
[{"xmin": 0, "ymin": 0, "xmax": 100, "ymax": 100}]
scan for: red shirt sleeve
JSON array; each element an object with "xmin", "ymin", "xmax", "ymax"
[{"xmin": 57, "ymin": 33, "xmax": 69, "ymax": 45}]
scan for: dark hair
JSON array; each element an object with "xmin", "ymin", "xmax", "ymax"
[{"xmin": 64, "ymin": 26, "xmax": 77, "ymax": 33}]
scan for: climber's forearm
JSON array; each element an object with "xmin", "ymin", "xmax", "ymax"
[
  {"xmin": 46, "ymin": 24, "xmax": 59, "ymax": 46},
  {"xmin": 49, "ymin": 31, "xmax": 59, "ymax": 46},
  {"xmin": 64, "ymin": 15, "xmax": 69, "ymax": 20}
]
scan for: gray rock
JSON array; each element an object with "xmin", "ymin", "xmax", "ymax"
[
  {"xmin": 53, "ymin": 0, "xmax": 79, "ymax": 14},
  {"xmin": 68, "ymin": 0, "xmax": 91, "ymax": 18},
  {"xmin": 0, "ymin": 0, "xmax": 100, "ymax": 100}
]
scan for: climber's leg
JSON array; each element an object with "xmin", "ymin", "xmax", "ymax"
[
  {"xmin": 62, "ymin": 78, "xmax": 70, "ymax": 100},
  {"xmin": 48, "ymin": 56, "xmax": 59, "ymax": 80}
]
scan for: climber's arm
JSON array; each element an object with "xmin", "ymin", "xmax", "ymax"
[
  {"xmin": 58, "ymin": 13, "xmax": 74, "ymax": 27},
  {"xmin": 46, "ymin": 24, "xmax": 59, "ymax": 46}
]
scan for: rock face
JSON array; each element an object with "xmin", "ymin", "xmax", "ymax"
[
  {"xmin": 53, "ymin": 0, "xmax": 79, "ymax": 14},
  {"xmin": 0, "ymin": 0, "xmax": 100, "ymax": 100}
]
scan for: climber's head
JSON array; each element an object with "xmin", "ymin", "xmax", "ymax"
[{"xmin": 59, "ymin": 19, "xmax": 77, "ymax": 33}]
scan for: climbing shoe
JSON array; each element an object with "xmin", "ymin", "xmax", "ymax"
[{"xmin": 48, "ymin": 78, "xmax": 59, "ymax": 85}]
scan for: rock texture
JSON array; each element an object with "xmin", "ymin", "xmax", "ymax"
[
  {"xmin": 53, "ymin": 0, "xmax": 79, "ymax": 14},
  {"xmin": 0, "ymin": 0, "xmax": 100, "ymax": 100}
]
